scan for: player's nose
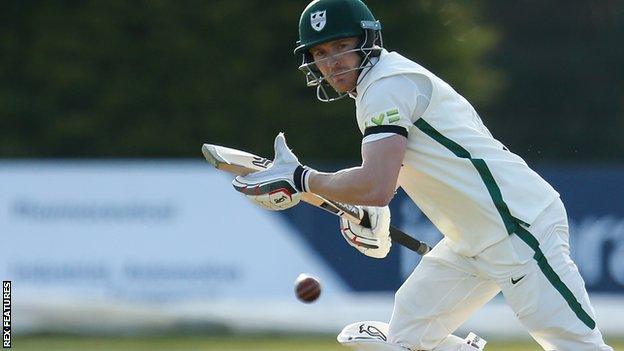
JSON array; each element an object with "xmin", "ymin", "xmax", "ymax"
[
  {"xmin": 327, "ymin": 57, "xmax": 344, "ymax": 74},
  {"xmin": 327, "ymin": 53, "xmax": 342, "ymax": 68}
]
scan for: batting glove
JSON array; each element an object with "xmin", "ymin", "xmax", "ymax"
[
  {"xmin": 340, "ymin": 205, "xmax": 391, "ymax": 258},
  {"xmin": 232, "ymin": 133, "xmax": 316, "ymax": 211}
]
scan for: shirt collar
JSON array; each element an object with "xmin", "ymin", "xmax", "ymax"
[{"xmin": 350, "ymin": 49, "xmax": 388, "ymax": 99}]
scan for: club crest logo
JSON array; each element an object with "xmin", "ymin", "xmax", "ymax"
[{"xmin": 310, "ymin": 10, "xmax": 327, "ymax": 31}]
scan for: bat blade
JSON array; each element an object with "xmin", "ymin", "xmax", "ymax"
[{"xmin": 201, "ymin": 144, "xmax": 272, "ymax": 175}]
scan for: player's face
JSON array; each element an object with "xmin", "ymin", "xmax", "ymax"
[{"xmin": 309, "ymin": 37, "xmax": 362, "ymax": 93}]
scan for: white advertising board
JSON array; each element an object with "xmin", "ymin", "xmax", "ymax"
[{"xmin": 0, "ymin": 161, "xmax": 349, "ymax": 332}]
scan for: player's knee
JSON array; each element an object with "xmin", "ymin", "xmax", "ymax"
[
  {"xmin": 393, "ymin": 282, "xmax": 417, "ymax": 308},
  {"xmin": 393, "ymin": 279, "xmax": 428, "ymax": 314}
]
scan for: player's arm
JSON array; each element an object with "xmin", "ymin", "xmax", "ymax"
[
  {"xmin": 308, "ymin": 135, "xmax": 407, "ymax": 206},
  {"xmin": 308, "ymin": 75, "xmax": 427, "ymax": 206}
]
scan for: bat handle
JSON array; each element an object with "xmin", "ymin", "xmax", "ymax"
[
  {"xmin": 389, "ymin": 226, "xmax": 431, "ymax": 255},
  {"xmin": 359, "ymin": 208, "xmax": 431, "ymax": 255}
]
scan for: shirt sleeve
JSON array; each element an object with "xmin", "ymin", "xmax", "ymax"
[{"xmin": 357, "ymin": 74, "xmax": 431, "ymax": 144}]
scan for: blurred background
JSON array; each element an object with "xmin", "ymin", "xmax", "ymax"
[{"xmin": 1, "ymin": 0, "xmax": 623, "ymax": 350}]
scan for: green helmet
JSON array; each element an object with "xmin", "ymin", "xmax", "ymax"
[
  {"xmin": 294, "ymin": 0, "xmax": 378, "ymax": 55},
  {"xmin": 294, "ymin": 0, "xmax": 383, "ymax": 102}
]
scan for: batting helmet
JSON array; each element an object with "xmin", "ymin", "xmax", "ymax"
[{"xmin": 294, "ymin": 0, "xmax": 383, "ymax": 102}]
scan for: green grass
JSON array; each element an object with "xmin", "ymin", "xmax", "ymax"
[{"xmin": 10, "ymin": 335, "xmax": 624, "ymax": 351}]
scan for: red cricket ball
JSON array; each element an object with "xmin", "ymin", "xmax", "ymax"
[{"xmin": 294, "ymin": 273, "xmax": 321, "ymax": 303}]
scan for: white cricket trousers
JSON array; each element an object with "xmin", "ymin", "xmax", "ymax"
[{"xmin": 388, "ymin": 198, "xmax": 613, "ymax": 350}]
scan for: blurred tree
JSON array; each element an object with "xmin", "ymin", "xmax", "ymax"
[
  {"xmin": 483, "ymin": 1, "xmax": 624, "ymax": 162},
  {"xmin": 0, "ymin": 0, "xmax": 499, "ymax": 160}
]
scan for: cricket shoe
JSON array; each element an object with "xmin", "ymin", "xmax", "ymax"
[{"xmin": 463, "ymin": 332, "xmax": 487, "ymax": 350}]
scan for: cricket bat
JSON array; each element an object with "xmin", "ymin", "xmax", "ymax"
[{"xmin": 201, "ymin": 144, "xmax": 431, "ymax": 255}]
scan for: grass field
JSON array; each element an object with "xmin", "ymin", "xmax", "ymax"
[{"xmin": 10, "ymin": 335, "xmax": 624, "ymax": 351}]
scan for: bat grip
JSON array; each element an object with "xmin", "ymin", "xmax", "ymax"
[{"xmin": 389, "ymin": 226, "xmax": 431, "ymax": 255}]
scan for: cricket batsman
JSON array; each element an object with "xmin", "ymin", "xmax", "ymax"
[{"xmin": 232, "ymin": 0, "xmax": 614, "ymax": 350}]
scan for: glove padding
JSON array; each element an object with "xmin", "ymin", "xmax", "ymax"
[
  {"xmin": 340, "ymin": 206, "xmax": 391, "ymax": 258},
  {"xmin": 232, "ymin": 133, "xmax": 314, "ymax": 211}
]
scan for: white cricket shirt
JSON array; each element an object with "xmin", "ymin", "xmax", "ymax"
[{"xmin": 354, "ymin": 50, "xmax": 560, "ymax": 256}]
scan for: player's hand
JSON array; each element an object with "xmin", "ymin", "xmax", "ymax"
[
  {"xmin": 340, "ymin": 205, "xmax": 391, "ymax": 258},
  {"xmin": 232, "ymin": 133, "xmax": 315, "ymax": 211}
]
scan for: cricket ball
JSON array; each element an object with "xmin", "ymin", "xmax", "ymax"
[{"xmin": 294, "ymin": 273, "xmax": 321, "ymax": 303}]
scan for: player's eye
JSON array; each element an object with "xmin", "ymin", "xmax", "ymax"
[{"xmin": 312, "ymin": 51, "xmax": 325, "ymax": 60}]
